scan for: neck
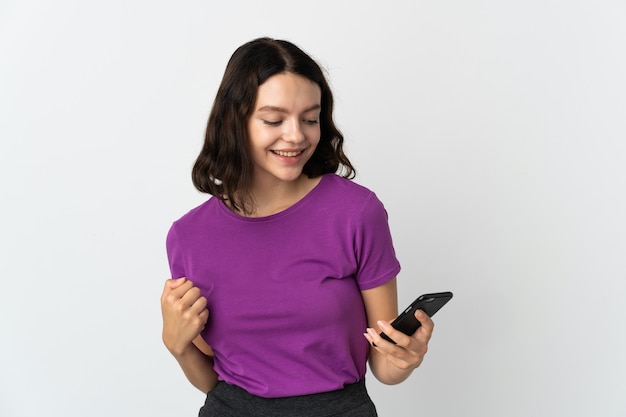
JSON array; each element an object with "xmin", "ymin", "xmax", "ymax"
[{"xmin": 242, "ymin": 175, "xmax": 320, "ymax": 218}]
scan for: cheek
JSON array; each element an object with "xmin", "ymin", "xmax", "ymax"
[
  {"xmin": 307, "ymin": 126, "xmax": 321, "ymax": 145},
  {"xmin": 249, "ymin": 126, "xmax": 273, "ymax": 147}
]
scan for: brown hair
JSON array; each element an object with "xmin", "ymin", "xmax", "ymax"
[{"xmin": 192, "ymin": 37, "xmax": 355, "ymax": 213}]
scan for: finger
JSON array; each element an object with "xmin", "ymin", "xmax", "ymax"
[
  {"xmin": 198, "ymin": 308, "xmax": 209, "ymax": 324},
  {"xmin": 364, "ymin": 328, "xmax": 419, "ymax": 370},
  {"xmin": 414, "ymin": 310, "xmax": 433, "ymax": 329},
  {"xmin": 188, "ymin": 295, "xmax": 208, "ymax": 315},
  {"xmin": 414, "ymin": 310, "xmax": 434, "ymax": 340},
  {"xmin": 161, "ymin": 277, "xmax": 187, "ymax": 302},
  {"xmin": 183, "ymin": 301, "xmax": 209, "ymax": 332},
  {"xmin": 193, "ymin": 307, "xmax": 209, "ymax": 330},
  {"xmin": 162, "ymin": 280, "xmax": 194, "ymax": 307},
  {"xmin": 169, "ymin": 280, "xmax": 195, "ymax": 299},
  {"xmin": 364, "ymin": 326, "xmax": 397, "ymax": 349},
  {"xmin": 376, "ymin": 320, "xmax": 413, "ymax": 348},
  {"xmin": 167, "ymin": 277, "xmax": 187, "ymax": 289},
  {"xmin": 364, "ymin": 327, "xmax": 386, "ymax": 348},
  {"xmin": 179, "ymin": 286, "xmax": 203, "ymax": 309}
]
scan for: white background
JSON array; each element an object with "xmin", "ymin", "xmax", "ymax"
[{"xmin": 1, "ymin": 1, "xmax": 625, "ymax": 416}]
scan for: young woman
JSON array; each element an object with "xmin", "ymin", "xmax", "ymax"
[{"xmin": 161, "ymin": 37, "xmax": 434, "ymax": 416}]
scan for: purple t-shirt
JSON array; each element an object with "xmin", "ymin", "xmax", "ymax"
[{"xmin": 166, "ymin": 174, "xmax": 400, "ymax": 398}]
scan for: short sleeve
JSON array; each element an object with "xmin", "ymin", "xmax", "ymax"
[
  {"xmin": 166, "ymin": 223, "xmax": 187, "ymax": 279},
  {"xmin": 354, "ymin": 193, "xmax": 401, "ymax": 290}
]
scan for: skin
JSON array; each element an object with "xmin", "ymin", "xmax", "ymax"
[
  {"xmin": 161, "ymin": 277, "xmax": 217, "ymax": 393},
  {"xmin": 160, "ymin": 71, "xmax": 434, "ymax": 393},
  {"xmin": 362, "ymin": 279, "xmax": 434, "ymax": 384},
  {"xmin": 244, "ymin": 72, "xmax": 323, "ymax": 216}
]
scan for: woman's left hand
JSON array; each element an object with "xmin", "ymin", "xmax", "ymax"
[{"xmin": 364, "ymin": 309, "xmax": 434, "ymax": 371}]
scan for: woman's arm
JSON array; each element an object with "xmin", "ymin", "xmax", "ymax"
[
  {"xmin": 161, "ymin": 278, "xmax": 218, "ymax": 393},
  {"xmin": 361, "ymin": 278, "xmax": 434, "ymax": 385}
]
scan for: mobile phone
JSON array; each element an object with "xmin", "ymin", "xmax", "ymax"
[{"xmin": 380, "ymin": 291, "xmax": 453, "ymax": 344}]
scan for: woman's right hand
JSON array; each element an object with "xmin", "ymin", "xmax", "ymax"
[{"xmin": 160, "ymin": 277, "xmax": 209, "ymax": 357}]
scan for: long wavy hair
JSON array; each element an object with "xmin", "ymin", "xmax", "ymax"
[{"xmin": 192, "ymin": 37, "xmax": 355, "ymax": 214}]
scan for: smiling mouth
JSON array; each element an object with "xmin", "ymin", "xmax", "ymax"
[{"xmin": 271, "ymin": 150, "xmax": 304, "ymax": 157}]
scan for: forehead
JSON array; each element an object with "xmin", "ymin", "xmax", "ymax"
[{"xmin": 254, "ymin": 72, "xmax": 321, "ymax": 111}]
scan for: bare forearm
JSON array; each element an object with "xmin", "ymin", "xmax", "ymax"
[
  {"xmin": 361, "ymin": 280, "xmax": 433, "ymax": 385},
  {"xmin": 171, "ymin": 344, "xmax": 218, "ymax": 394},
  {"xmin": 161, "ymin": 278, "xmax": 216, "ymax": 393},
  {"xmin": 368, "ymin": 349, "xmax": 420, "ymax": 385}
]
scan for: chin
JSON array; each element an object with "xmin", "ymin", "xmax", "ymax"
[
  {"xmin": 279, "ymin": 172, "xmax": 305, "ymax": 182},
  {"xmin": 275, "ymin": 167, "xmax": 308, "ymax": 182}
]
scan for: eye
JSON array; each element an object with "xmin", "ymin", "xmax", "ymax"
[
  {"xmin": 303, "ymin": 119, "xmax": 319, "ymax": 125},
  {"xmin": 263, "ymin": 120, "xmax": 282, "ymax": 126}
]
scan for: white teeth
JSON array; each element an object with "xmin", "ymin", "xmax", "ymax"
[{"xmin": 273, "ymin": 150, "xmax": 302, "ymax": 157}]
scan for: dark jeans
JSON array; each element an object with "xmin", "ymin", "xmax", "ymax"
[{"xmin": 199, "ymin": 379, "xmax": 378, "ymax": 417}]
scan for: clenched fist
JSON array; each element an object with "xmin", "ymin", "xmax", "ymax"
[{"xmin": 160, "ymin": 277, "xmax": 209, "ymax": 357}]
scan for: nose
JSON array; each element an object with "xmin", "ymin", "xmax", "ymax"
[{"xmin": 282, "ymin": 118, "xmax": 305, "ymax": 144}]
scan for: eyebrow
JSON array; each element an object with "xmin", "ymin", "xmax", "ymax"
[{"xmin": 257, "ymin": 104, "xmax": 321, "ymax": 114}]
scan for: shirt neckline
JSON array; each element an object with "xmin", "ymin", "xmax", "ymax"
[{"xmin": 216, "ymin": 174, "xmax": 331, "ymax": 222}]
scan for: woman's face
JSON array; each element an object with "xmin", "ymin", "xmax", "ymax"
[{"xmin": 247, "ymin": 72, "xmax": 321, "ymax": 185}]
